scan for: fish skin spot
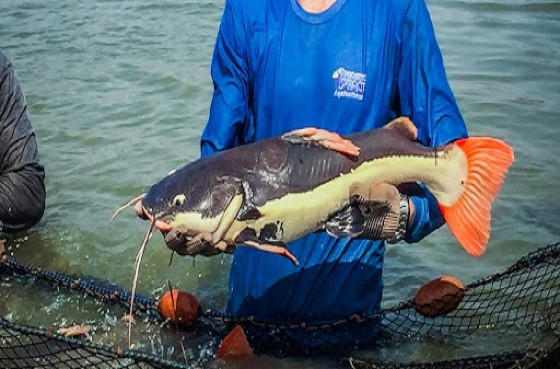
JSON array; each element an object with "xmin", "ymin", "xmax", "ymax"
[
  {"xmin": 237, "ymin": 207, "xmax": 262, "ymax": 221},
  {"xmin": 235, "ymin": 227, "xmax": 258, "ymax": 243},
  {"xmin": 259, "ymin": 221, "xmax": 284, "ymax": 243}
]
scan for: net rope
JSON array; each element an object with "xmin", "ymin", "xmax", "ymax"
[{"xmin": 1, "ymin": 242, "xmax": 559, "ymax": 368}]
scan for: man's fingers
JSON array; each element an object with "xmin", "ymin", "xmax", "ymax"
[
  {"xmin": 163, "ymin": 228, "xmax": 235, "ymax": 257},
  {"xmin": 215, "ymin": 240, "xmax": 236, "ymax": 254}
]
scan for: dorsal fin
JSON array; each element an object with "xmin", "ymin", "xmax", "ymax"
[
  {"xmin": 383, "ymin": 117, "xmax": 418, "ymax": 141},
  {"xmin": 281, "ymin": 127, "xmax": 360, "ymax": 157}
]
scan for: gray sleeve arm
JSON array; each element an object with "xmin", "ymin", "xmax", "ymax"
[{"xmin": 0, "ymin": 50, "xmax": 45, "ymax": 233}]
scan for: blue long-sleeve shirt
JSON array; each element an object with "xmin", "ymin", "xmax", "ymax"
[{"xmin": 201, "ymin": 0, "xmax": 467, "ymax": 346}]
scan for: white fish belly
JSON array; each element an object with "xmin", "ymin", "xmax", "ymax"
[{"xmin": 224, "ymin": 147, "xmax": 466, "ymax": 244}]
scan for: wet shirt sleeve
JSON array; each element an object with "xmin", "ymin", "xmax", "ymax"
[
  {"xmin": 0, "ymin": 50, "xmax": 46, "ymax": 233},
  {"xmin": 396, "ymin": 0, "xmax": 469, "ymax": 243},
  {"xmin": 200, "ymin": 0, "xmax": 253, "ymax": 158}
]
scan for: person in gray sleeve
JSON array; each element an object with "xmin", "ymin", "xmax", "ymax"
[{"xmin": 0, "ymin": 49, "xmax": 45, "ymax": 233}]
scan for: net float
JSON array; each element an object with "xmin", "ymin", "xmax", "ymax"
[
  {"xmin": 157, "ymin": 289, "xmax": 200, "ymax": 324},
  {"xmin": 413, "ymin": 275, "xmax": 466, "ymax": 317}
]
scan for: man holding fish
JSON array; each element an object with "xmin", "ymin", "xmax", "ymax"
[
  {"xmin": 201, "ymin": 0, "xmax": 469, "ymax": 349},
  {"xmin": 125, "ymin": 0, "xmax": 513, "ymax": 351}
]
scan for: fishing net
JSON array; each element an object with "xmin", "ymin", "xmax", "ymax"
[{"xmin": 1, "ymin": 242, "xmax": 559, "ymax": 368}]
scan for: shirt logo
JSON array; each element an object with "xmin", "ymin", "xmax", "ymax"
[{"xmin": 332, "ymin": 67, "xmax": 366, "ymax": 101}]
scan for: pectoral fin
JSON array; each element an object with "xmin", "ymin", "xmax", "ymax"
[
  {"xmin": 243, "ymin": 240, "xmax": 299, "ymax": 266},
  {"xmin": 212, "ymin": 192, "xmax": 244, "ymax": 244},
  {"xmin": 281, "ymin": 127, "xmax": 360, "ymax": 157}
]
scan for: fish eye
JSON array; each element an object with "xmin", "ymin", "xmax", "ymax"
[{"xmin": 172, "ymin": 194, "xmax": 186, "ymax": 207}]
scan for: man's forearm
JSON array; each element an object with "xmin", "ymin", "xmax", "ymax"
[
  {"xmin": 405, "ymin": 187, "xmax": 445, "ymax": 243},
  {"xmin": 0, "ymin": 50, "xmax": 46, "ymax": 233}
]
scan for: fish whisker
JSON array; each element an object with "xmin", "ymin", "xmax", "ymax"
[
  {"xmin": 108, "ymin": 193, "xmax": 145, "ymax": 224},
  {"xmin": 128, "ymin": 219, "xmax": 155, "ymax": 348}
]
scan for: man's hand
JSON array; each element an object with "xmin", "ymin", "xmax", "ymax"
[
  {"xmin": 163, "ymin": 226, "xmax": 235, "ymax": 257},
  {"xmin": 350, "ymin": 182, "xmax": 412, "ymax": 243}
]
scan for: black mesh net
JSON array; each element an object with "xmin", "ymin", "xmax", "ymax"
[
  {"xmin": 0, "ymin": 318, "xmax": 185, "ymax": 369},
  {"xmin": 1, "ymin": 242, "xmax": 559, "ymax": 368}
]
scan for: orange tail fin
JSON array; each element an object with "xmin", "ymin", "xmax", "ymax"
[{"xmin": 439, "ymin": 137, "xmax": 514, "ymax": 257}]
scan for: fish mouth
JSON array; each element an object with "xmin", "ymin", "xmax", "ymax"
[
  {"xmin": 134, "ymin": 201, "xmax": 221, "ymax": 256},
  {"xmin": 134, "ymin": 201, "xmax": 172, "ymax": 232}
]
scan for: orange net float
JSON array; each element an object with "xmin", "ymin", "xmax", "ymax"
[
  {"xmin": 413, "ymin": 275, "xmax": 465, "ymax": 318},
  {"xmin": 217, "ymin": 325, "xmax": 253, "ymax": 359},
  {"xmin": 157, "ymin": 289, "xmax": 200, "ymax": 324}
]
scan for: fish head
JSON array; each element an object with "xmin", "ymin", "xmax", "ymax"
[
  {"xmin": 137, "ymin": 161, "xmax": 239, "ymax": 254},
  {"xmin": 140, "ymin": 168, "xmax": 191, "ymax": 224}
]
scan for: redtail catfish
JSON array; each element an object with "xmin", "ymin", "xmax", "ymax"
[{"xmin": 117, "ymin": 117, "xmax": 514, "ymax": 264}]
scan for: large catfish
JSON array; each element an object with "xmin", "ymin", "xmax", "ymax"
[{"xmin": 121, "ymin": 117, "xmax": 514, "ymax": 265}]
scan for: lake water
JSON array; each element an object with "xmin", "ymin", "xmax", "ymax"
[{"xmin": 1, "ymin": 0, "xmax": 559, "ymax": 367}]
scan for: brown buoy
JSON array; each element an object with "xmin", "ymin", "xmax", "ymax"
[
  {"xmin": 158, "ymin": 289, "xmax": 199, "ymax": 324},
  {"xmin": 413, "ymin": 275, "xmax": 465, "ymax": 317}
]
